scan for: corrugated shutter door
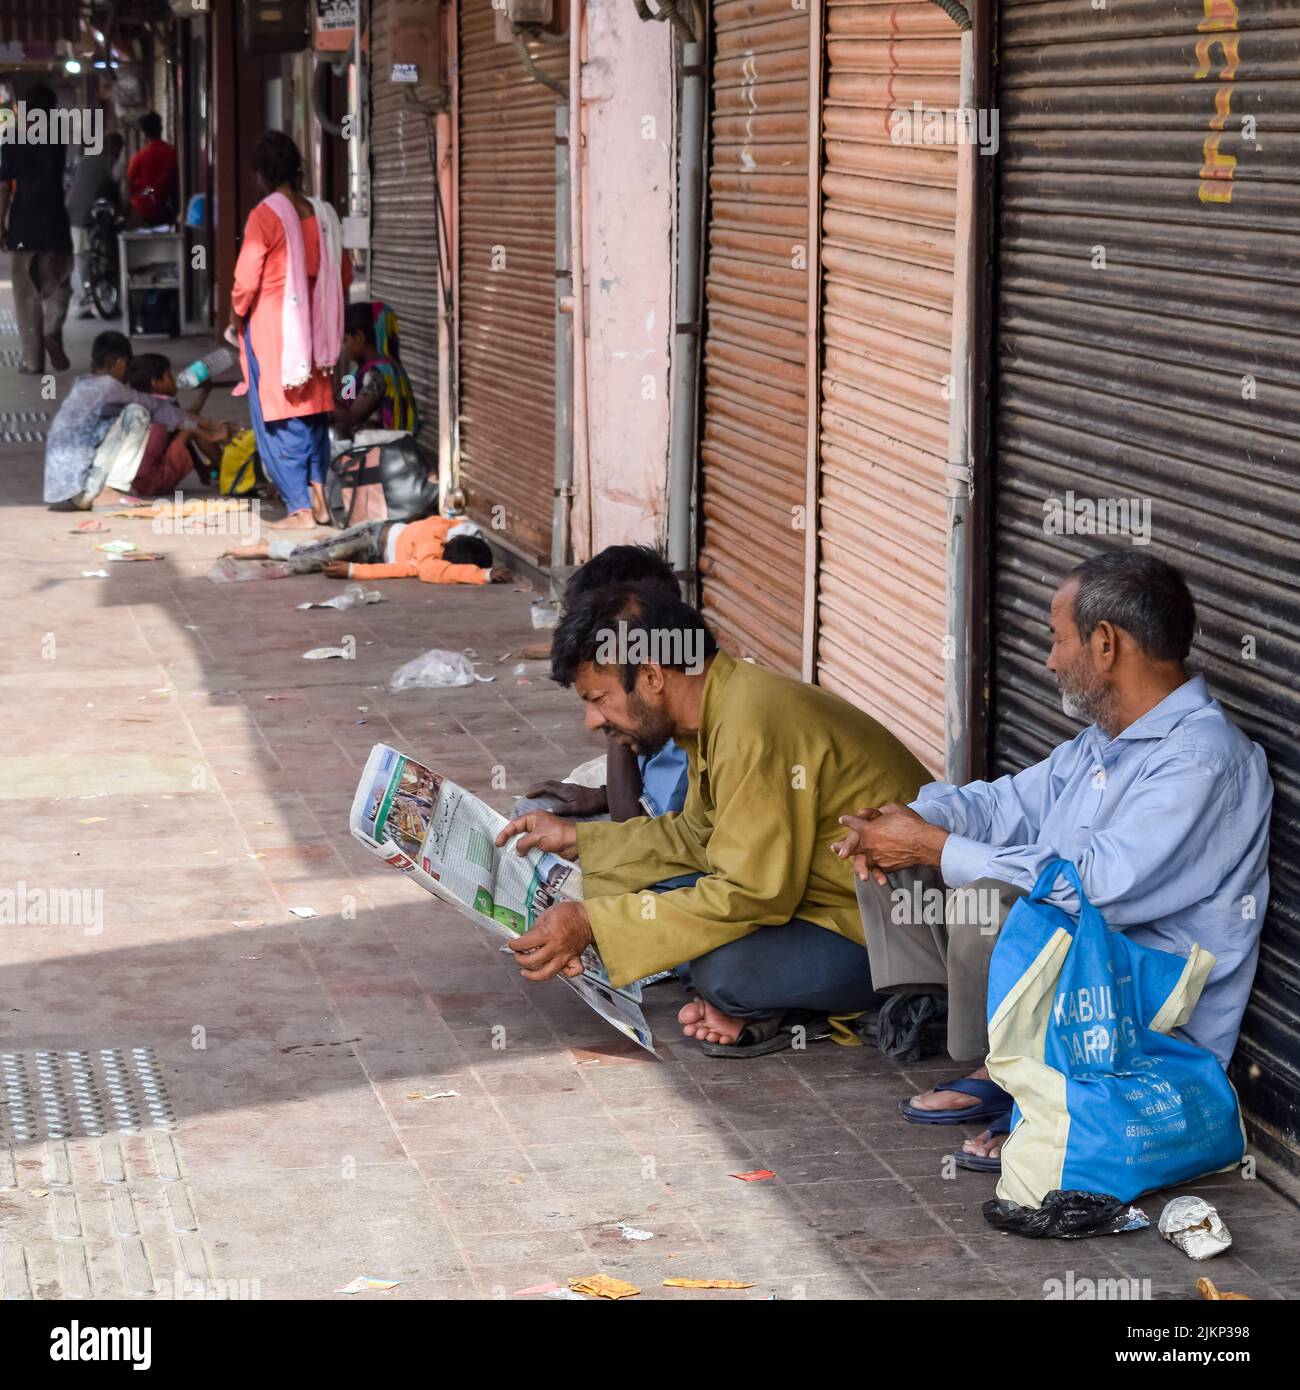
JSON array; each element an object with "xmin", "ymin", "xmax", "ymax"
[
  {"xmin": 458, "ymin": 1, "xmax": 566, "ymax": 564},
  {"xmin": 697, "ymin": 0, "xmax": 810, "ymax": 676},
  {"xmin": 370, "ymin": 0, "xmax": 441, "ymax": 447},
  {"xmin": 991, "ymin": 1, "xmax": 1300, "ymax": 1167},
  {"xmin": 814, "ymin": 1, "xmax": 961, "ymax": 774}
]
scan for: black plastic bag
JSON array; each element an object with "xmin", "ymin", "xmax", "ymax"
[
  {"xmin": 856, "ymin": 992, "xmax": 948, "ymax": 1062},
  {"xmin": 983, "ymin": 1189, "xmax": 1149, "ymax": 1240}
]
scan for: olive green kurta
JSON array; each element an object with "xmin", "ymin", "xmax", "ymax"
[{"xmin": 576, "ymin": 651, "xmax": 930, "ymax": 988}]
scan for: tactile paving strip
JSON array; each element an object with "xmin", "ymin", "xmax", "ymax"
[
  {"xmin": 0, "ymin": 310, "xmax": 17, "ymax": 335},
  {"xmin": 0, "ymin": 1048, "xmax": 176, "ymax": 1144},
  {"xmin": 0, "ymin": 409, "xmax": 50, "ymax": 443}
]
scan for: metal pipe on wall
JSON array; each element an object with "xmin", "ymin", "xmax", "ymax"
[
  {"xmin": 567, "ymin": 0, "xmax": 593, "ymax": 563},
  {"xmin": 552, "ymin": 102, "xmax": 575, "ymax": 577},
  {"xmin": 944, "ymin": 24, "xmax": 977, "ymax": 784},
  {"xmin": 666, "ymin": 40, "xmax": 705, "ymax": 589}
]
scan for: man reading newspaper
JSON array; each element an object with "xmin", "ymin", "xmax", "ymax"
[{"xmin": 494, "ymin": 583, "xmax": 929, "ymax": 1057}]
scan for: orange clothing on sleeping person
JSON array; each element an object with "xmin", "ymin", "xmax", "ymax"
[
  {"xmin": 231, "ymin": 203, "xmax": 353, "ymax": 422},
  {"xmin": 349, "ymin": 517, "xmax": 490, "ymax": 585}
]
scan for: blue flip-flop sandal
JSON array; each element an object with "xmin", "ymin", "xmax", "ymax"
[
  {"xmin": 897, "ymin": 1075, "xmax": 1013, "ymax": 1126},
  {"xmin": 951, "ymin": 1111, "xmax": 1013, "ymax": 1173}
]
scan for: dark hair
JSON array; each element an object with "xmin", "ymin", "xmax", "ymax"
[
  {"xmin": 126, "ymin": 352, "xmax": 171, "ymax": 393},
  {"xmin": 1067, "ymin": 550, "xmax": 1196, "ymax": 663},
  {"xmin": 250, "ymin": 130, "xmax": 303, "ymax": 189},
  {"xmin": 25, "ymin": 83, "xmax": 57, "ymax": 111},
  {"xmin": 564, "ymin": 544, "xmax": 679, "ymax": 607},
  {"xmin": 344, "ymin": 301, "xmax": 376, "ymax": 348},
  {"xmin": 138, "ymin": 111, "xmax": 163, "ymax": 141},
  {"xmin": 551, "ymin": 582, "xmax": 717, "ymax": 691},
  {"xmin": 444, "ymin": 534, "xmax": 493, "ymax": 568},
  {"xmin": 90, "ymin": 331, "xmax": 131, "ymax": 369}
]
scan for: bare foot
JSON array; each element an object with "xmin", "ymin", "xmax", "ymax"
[
  {"xmin": 222, "ymin": 543, "xmax": 271, "ymax": 559},
  {"xmin": 267, "ymin": 509, "xmax": 320, "ymax": 531},
  {"xmin": 908, "ymin": 1063, "xmax": 993, "ymax": 1114},
  {"xmin": 962, "ymin": 1128, "xmax": 1007, "ymax": 1161},
  {"xmin": 309, "ymin": 482, "xmax": 332, "ymax": 526},
  {"xmin": 92, "ymin": 486, "xmax": 135, "ymax": 509},
  {"xmin": 677, "ymin": 997, "xmax": 748, "ymax": 1046}
]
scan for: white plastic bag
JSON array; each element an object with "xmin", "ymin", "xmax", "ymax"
[
  {"xmin": 297, "ymin": 585, "xmax": 385, "ymax": 611},
  {"xmin": 389, "ymin": 649, "xmax": 490, "ymax": 691}
]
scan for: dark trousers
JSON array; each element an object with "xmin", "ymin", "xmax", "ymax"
[{"xmin": 654, "ymin": 873, "xmax": 884, "ymax": 1021}]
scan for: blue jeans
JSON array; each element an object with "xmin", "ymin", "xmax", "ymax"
[{"xmin": 652, "ymin": 873, "xmax": 884, "ymax": 1022}]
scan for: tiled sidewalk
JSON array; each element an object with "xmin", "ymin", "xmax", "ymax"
[{"xmin": 1, "ymin": 288, "xmax": 1297, "ymax": 1301}]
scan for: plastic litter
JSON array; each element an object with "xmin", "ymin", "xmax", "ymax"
[
  {"xmin": 405, "ymin": 1090, "xmax": 459, "ymax": 1101},
  {"xmin": 568, "ymin": 1274, "xmax": 640, "ymax": 1300},
  {"xmin": 855, "ymin": 991, "xmax": 948, "ymax": 1061},
  {"xmin": 207, "ymin": 557, "xmax": 292, "ymax": 583},
  {"xmin": 616, "ymin": 1222, "xmax": 653, "ymax": 1241},
  {"xmin": 81, "ymin": 570, "xmax": 110, "ymax": 578},
  {"xmin": 297, "ymin": 585, "xmax": 385, "ymax": 611},
  {"xmin": 288, "ymin": 906, "xmax": 319, "ymax": 920},
  {"xmin": 663, "ymin": 1278, "xmax": 755, "ymax": 1290},
  {"xmin": 389, "ymin": 649, "xmax": 494, "ymax": 691},
  {"xmin": 531, "ymin": 601, "xmax": 560, "ymax": 629},
  {"xmin": 983, "ymin": 1189, "xmax": 1149, "ymax": 1240},
  {"xmin": 1198, "ymin": 1276, "xmax": 1250, "ymax": 1300},
  {"xmin": 1159, "ymin": 1196, "xmax": 1232, "ymax": 1261},
  {"xmin": 730, "ymin": 1169, "xmax": 776, "ymax": 1183},
  {"xmin": 334, "ymin": 1275, "xmax": 400, "ymax": 1294},
  {"xmin": 303, "ymin": 647, "xmax": 351, "ymax": 660}
]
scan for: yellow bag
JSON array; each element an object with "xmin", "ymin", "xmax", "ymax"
[{"xmin": 217, "ymin": 430, "xmax": 264, "ymax": 497}]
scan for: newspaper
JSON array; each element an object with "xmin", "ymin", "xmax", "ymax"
[{"xmin": 350, "ymin": 744, "xmax": 655, "ymax": 1053}]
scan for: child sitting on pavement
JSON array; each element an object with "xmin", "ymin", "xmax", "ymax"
[
  {"xmin": 226, "ymin": 515, "xmax": 512, "ymax": 586},
  {"xmin": 123, "ymin": 352, "xmax": 224, "ymax": 498},
  {"xmin": 44, "ymin": 331, "xmax": 229, "ymax": 510}
]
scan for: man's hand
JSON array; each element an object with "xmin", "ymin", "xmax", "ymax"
[
  {"xmin": 834, "ymin": 802, "xmax": 947, "ymax": 886},
  {"xmin": 523, "ymin": 780, "xmax": 609, "ymax": 819},
  {"xmin": 507, "ymin": 900, "xmax": 593, "ymax": 982},
  {"xmin": 321, "ymin": 560, "xmax": 351, "ymax": 579},
  {"xmin": 493, "ymin": 809, "xmax": 580, "ymax": 861},
  {"xmin": 489, "ymin": 565, "xmax": 512, "ymax": 583},
  {"xmin": 196, "ymin": 416, "xmax": 234, "ymax": 444}
]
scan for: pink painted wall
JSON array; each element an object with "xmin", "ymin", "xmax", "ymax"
[{"xmin": 578, "ymin": 5, "xmax": 676, "ymax": 554}]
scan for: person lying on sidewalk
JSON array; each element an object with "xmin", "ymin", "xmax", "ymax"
[
  {"xmin": 120, "ymin": 352, "xmax": 224, "ymax": 497},
  {"xmin": 225, "ymin": 515, "xmax": 511, "ymax": 585},
  {"xmin": 516, "ymin": 544, "xmax": 691, "ymax": 825},
  {"xmin": 44, "ymin": 331, "xmax": 231, "ymax": 510},
  {"xmin": 492, "ymin": 583, "xmax": 930, "ymax": 1057},
  {"xmin": 833, "ymin": 549, "xmax": 1272, "ymax": 1170}
]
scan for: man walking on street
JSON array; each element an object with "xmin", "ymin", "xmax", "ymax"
[{"xmin": 0, "ymin": 83, "xmax": 75, "ymax": 373}]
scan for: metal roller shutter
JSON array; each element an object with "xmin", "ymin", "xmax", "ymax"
[
  {"xmin": 991, "ymin": 0, "xmax": 1300, "ymax": 1169},
  {"xmin": 457, "ymin": 0, "xmax": 567, "ymax": 565},
  {"xmin": 369, "ymin": 0, "xmax": 442, "ymax": 449},
  {"xmin": 813, "ymin": 1, "xmax": 962, "ymax": 773},
  {"xmin": 697, "ymin": 0, "xmax": 811, "ymax": 676}
]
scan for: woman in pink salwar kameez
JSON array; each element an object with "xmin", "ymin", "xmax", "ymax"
[{"xmin": 228, "ymin": 131, "xmax": 351, "ymax": 529}]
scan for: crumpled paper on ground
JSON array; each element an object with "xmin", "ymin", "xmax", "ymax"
[{"xmin": 1159, "ymin": 1196, "xmax": 1232, "ymax": 1260}]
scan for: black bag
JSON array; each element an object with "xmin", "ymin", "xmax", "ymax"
[{"xmin": 325, "ymin": 437, "xmax": 438, "ymax": 528}]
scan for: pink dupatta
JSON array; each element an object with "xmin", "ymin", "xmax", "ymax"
[{"xmin": 261, "ymin": 191, "xmax": 344, "ymax": 391}]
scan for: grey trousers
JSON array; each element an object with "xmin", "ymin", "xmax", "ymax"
[
  {"xmin": 12, "ymin": 249, "xmax": 74, "ymax": 371},
  {"xmin": 855, "ymin": 868, "xmax": 1026, "ymax": 1063}
]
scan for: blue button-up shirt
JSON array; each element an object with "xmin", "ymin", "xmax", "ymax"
[
  {"xmin": 912, "ymin": 675, "xmax": 1272, "ymax": 1066},
  {"xmin": 637, "ymin": 739, "xmax": 690, "ymax": 818}
]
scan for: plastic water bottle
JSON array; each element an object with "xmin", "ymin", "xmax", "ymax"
[{"xmin": 176, "ymin": 346, "xmax": 235, "ymax": 389}]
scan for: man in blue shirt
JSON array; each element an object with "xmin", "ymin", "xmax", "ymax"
[{"xmin": 837, "ymin": 550, "xmax": 1272, "ymax": 1165}]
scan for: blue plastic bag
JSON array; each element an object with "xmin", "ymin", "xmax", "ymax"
[{"xmin": 987, "ymin": 858, "xmax": 1245, "ymax": 1208}]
